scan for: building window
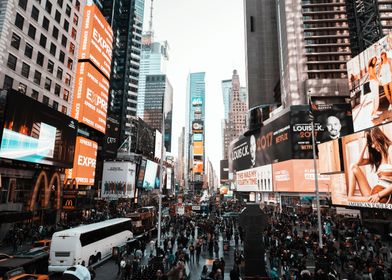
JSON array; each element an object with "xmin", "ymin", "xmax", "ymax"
[
  {"xmin": 28, "ymin": 24, "xmax": 36, "ymax": 39},
  {"xmin": 31, "ymin": 6, "xmax": 39, "ymax": 21},
  {"xmin": 31, "ymin": 90, "xmax": 39, "ymax": 100},
  {"xmin": 36, "ymin": 51, "xmax": 44, "ymax": 67},
  {"xmin": 44, "ymin": 77, "xmax": 52, "ymax": 91},
  {"xmin": 63, "ymin": 20, "xmax": 69, "ymax": 32},
  {"xmin": 50, "ymin": 43, "xmax": 56, "ymax": 56},
  {"xmin": 73, "ymin": 14, "xmax": 79, "ymax": 25},
  {"xmin": 59, "ymin": 51, "xmax": 65, "ymax": 63},
  {"xmin": 45, "ymin": 1, "xmax": 52, "ymax": 14},
  {"xmin": 7, "ymin": 54, "xmax": 17, "ymax": 70},
  {"xmin": 61, "ymin": 35, "xmax": 67, "ymax": 47},
  {"xmin": 54, "ymin": 83, "xmax": 61, "ymax": 96},
  {"xmin": 71, "ymin": 27, "xmax": 77, "ymax": 40},
  {"xmin": 61, "ymin": 105, "xmax": 67, "ymax": 114},
  {"xmin": 11, "ymin": 33, "xmax": 21, "ymax": 50},
  {"xmin": 75, "ymin": 0, "xmax": 80, "ymax": 11},
  {"xmin": 65, "ymin": 5, "xmax": 71, "ymax": 17},
  {"xmin": 250, "ymin": 16, "xmax": 255, "ymax": 32},
  {"xmin": 69, "ymin": 42, "xmax": 75, "ymax": 55},
  {"xmin": 57, "ymin": 67, "xmax": 63, "ymax": 80},
  {"xmin": 42, "ymin": 95, "xmax": 49, "ymax": 105},
  {"xmin": 52, "ymin": 26, "xmax": 59, "ymax": 39},
  {"xmin": 15, "ymin": 13, "xmax": 24, "ymax": 30},
  {"xmin": 18, "ymin": 82, "xmax": 27, "ymax": 94},
  {"xmin": 47, "ymin": 60, "xmax": 54, "ymax": 73},
  {"xmin": 63, "ymin": 89, "xmax": 69, "ymax": 101},
  {"xmin": 42, "ymin": 16, "xmax": 49, "ymax": 31},
  {"xmin": 67, "ymin": 58, "xmax": 73, "ymax": 70},
  {"xmin": 53, "ymin": 100, "xmax": 59, "ymax": 110},
  {"xmin": 57, "ymin": 0, "xmax": 63, "ymax": 8},
  {"xmin": 39, "ymin": 34, "xmax": 47, "ymax": 48},
  {"xmin": 18, "ymin": 0, "xmax": 27, "ymax": 10},
  {"xmin": 21, "ymin": 62, "xmax": 30, "ymax": 78},
  {"xmin": 55, "ymin": 10, "xmax": 61, "ymax": 23},
  {"xmin": 34, "ymin": 70, "xmax": 42, "ymax": 85},
  {"xmin": 3, "ymin": 75, "xmax": 13, "ymax": 89},
  {"xmin": 65, "ymin": 73, "xmax": 71, "ymax": 85},
  {"xmin": 24, "ymin": 43, "xmax": 33, "ymax": 58}
]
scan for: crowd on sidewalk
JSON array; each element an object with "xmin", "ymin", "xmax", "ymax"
[{"xmin": 264, "ymin": 208, "xmax": 392, "ymax": 280}]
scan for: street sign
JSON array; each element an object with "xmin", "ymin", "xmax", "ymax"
[{"xmin": 192, "ymin": 205, "xmax": 201, "ymax": 211}]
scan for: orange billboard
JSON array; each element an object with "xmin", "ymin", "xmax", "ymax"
[
  {"xmin": 79, "ymin": 5, "xmax": 113, "ymax": 79},
  {"xmin": 72, "ymin": 63, "xmax": 109, "ymax": 133},
  {"xmin": 66, "ymin": 136, "xmax": 97, "ymax": 186},
  {"xmin": 272, "ymin": 159, "xmax": 330, "ymax": 193},
  {"xmin": 193, "ymin": 141, "xmax": 203, "ymax": 156},
  {"xmin": 193, "ymin": 160, "xmax": 203, "ymax": 173}
]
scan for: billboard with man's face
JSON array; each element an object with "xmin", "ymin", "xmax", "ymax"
[{"xmin": 347, "ymin": 32, "xmax": 392, "ymax": 132}]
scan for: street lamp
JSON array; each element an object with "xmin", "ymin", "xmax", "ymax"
[{"xmin": 309, "ymin": 98, "xmax": 323, "ymax": 249}]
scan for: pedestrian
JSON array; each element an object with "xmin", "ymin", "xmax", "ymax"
[
  {"xmin": 201, "ymin": 265, "xmax": 211, "ymax": 280},
  {"xmin": 189, "ymin": 243, "xmax": 195, "ymax": 263},
  {"xmin": 214, "ymin": 240, "xmax": 220, "ymax": 259},
  {"xmin": 230, "ymin": 265, "xmax": 240, "ymax": 280},
  {"xmin": 196, "ymin": 241, "xmax": 202, "ymax": 264}
]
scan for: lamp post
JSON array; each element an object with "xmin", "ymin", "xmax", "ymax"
[{"xmin": 309, "ymin": 101, "xmax": 323, "ymax": 249}]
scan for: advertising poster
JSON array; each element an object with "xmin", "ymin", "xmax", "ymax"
[
  {"xmin": 193, "ymin": 160, "xmax": 203, "ymax": 173},
  {"xmin": 166, "ymin": 168, "xmax": 172, "ymax": 190},
  {"xmin": 79, "ymin": 5, "xmax": 113, "ymax": 79},
  {"xmin": 336, "ymin": 122, "xmax": 392, "ymax": 209},
  {"xmin": 66, "ymin": 136, "xmax": 98, "ymax": 186},
  {"xmin": 103, "ymin": 116, "xmax": 119, "ymax": 158},
  {"xmin": 347, "ymin": 32, "xmax": 392, "ymax": 132},
  {"xmin": 318, "ymin": 139, "xmax": 344, "ymax": 174},
  {"xmin": 72, "ymin": 63, "xmax": 109, "ymax": 133},
  {"xmin": 0, "ymin": 90, "xmax": 77, "ymax": 167},
  {"xmin": 136, "ymin": 159, "xmax": 146, "ymax": 188},
  {"xmin": 192, "ymin": 121, "xmax": 204, "ymax": 132},
  {"xmin": 143, "ymin": 160, "xmax": 158, "ymax": 190},
  {"xmin": 193, "ymin": 133, "xmax": 203, "ymax": 142},
  {"xmin": 193, "ymin": 141, "xmax": 203, "ymax": 156},
  {"xmin": 154, "ymin": 130, "xmax": 162, "ymax": 159},
  {"xmin": 220, "ymin": 159, "xmax": 229, "ymax": 182},
  {"xmin": 236, "ymin": 164, "xmax": 273, "ymax": 192},
  {"xmin": 272, "ymin": 159, "xmax": 330, "ymax": 193},
  {"xmin": 101, "ymin": 161, "xmax": 136, "ymax": 199}
]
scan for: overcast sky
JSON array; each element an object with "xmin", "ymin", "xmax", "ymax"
[{"xmin": 143, "ymin": 0, "xmax": 246, "ymax": 178}]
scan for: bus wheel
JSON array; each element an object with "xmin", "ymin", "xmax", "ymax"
[
  {"xmin": 89, "ymin": 256, "xmax": 95, "ymax": 266},
  {"xmin": 96, "ymin": 253, "xmax": 101, "ymax": 261}
]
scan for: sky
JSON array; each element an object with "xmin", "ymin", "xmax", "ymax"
[{"xmin": 143, "ymin": 0, "xmax": 246, "ymax": 178}]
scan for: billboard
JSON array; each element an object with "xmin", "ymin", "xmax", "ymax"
[
  {"xmin": 193, "ymin": 133, "xmax": 203, "ymax": 142},
  {"xmin": 347, "ymin": 32, "xmax": 392, "ymax": 132},
  {"xmin": 192, "ymin": 97, "xmax": 203, "ymax": 106},
  {"xmin": 136, "ymin": 159, "xmax": 146, "ymax": 188},
  {"xmin": 322, "ymin": 122, "xmax": 392, "ymax": 209},
  {"xmin": 143, "ymin": 160, "xmax": 159, "ymax": 190},
  {"xmin": 72, "ymin": 63, "xmax": 109, "ymax": 133},
  {"xmin": 101, "ymin": 161, "xmax": 136, "ymax": 199},
  {"xmin": 154, "ymin": 130, "xmax": 162, "ymax": 159},
  {"xmin": 272, "ymin": 159, "xmax": 330, "ymax": 193},
  {"xmin": 318, "ymin": 139, "xmax": 344, "ymax": 174},
  {"xmin": 66, "ymin": 136, "xmax": 97, "ymax": 186},
  {"xmin": 193, "ymin": 141, "xmax": 203, "ymax": 156},
  {"xmin": 220, "ymin": 159, "xmax": 229, "ymax": 181},
  {"xmin": 193, "ymin": 160, "xmax": 203, "ymax": 173},
  {"xmin": 236, "ymin": 164, "xmax": 273, "ymax": 192},
  {"xmin": 136, "ymin": 119, "xmax": 155, "ymax": 157},
  {"xmin": 0, "ymin": 90, "xmax": 77, "ymax": 167},
  {"xmin": 166, "ymin": 167, "xmax": 172, "ymax": 190},
  {"xmin": 103, "ymin": 116, "xmax": 119, "ymax": 158},
  {"xmin": 192, "ymin": 121, "xmax": 204, "ymax": 132},
  {"xmin": 79, "ymin": 5, "xmax": 113, "ymax": 78}
]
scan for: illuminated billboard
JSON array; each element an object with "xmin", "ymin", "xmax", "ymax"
[
  {"xmin": 66, "ymin": 136, "xmax": 97, "ymax": 186},
  {"xmin": 102, "ymin": 161, "xmax": 136, "ymax": 199},
  {"xmin": 79, "ymin": 5, "xmax": 113, "ymax": 78},
  {"xmin": 192, "ymin": 121, "xmax": 204, "ymax": 132},
  {"xmin": 0, "ymin": 90, "xmax": 77, "ymax": 167},
  {"xmin": 319, "ymin": 122, "xmax": 392, "ymax": 209},
  {"xmin": 192, "ymin": 97, "xmax": 203, "ymax": 106},
  {"xmin": 236, "ymin": 165, "xmax": 273, "ymax": 192},
  {"xmin": 193, "ymin": 133, "xmax": 203, "ymax": 142},
  {"xmin": 143, "ymin": 160, "xmax": 159, "ymax": 190},
  {"xmin": 347, "ymin": 32, "xmax": 392, "ymax": 132},
  {"xmin": 272, "ymin": 159, "xmax": 330, "ymax": 193},
  {"xmin": 193, "ymin": 141, "xmax": 203, "ymax": 156},
  {"xmin": 193, "ymin": 160, "xmax": 203, "ymax": 173},
  {"xmin": 72, "ymin": 63, "xmax": 109, "ymax": 133}
]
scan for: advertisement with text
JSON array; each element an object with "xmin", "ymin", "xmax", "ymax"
[
  {"xmin": 101, "ymin": 161, "xmax": 136, "ymax": 199},
  {"xmin": 66, "ymin": 136, "xmax": 97, "ymax": 186},
  {"xmin": 143, "ymin": 160, "xmax": 159, "ymax": 190},
  {"xmin": 72, "ymin": 63, "xmax": 109, "ymax": 133},
  {"xmin": 193, "ymin": 141, "xmax": 203, "ymax": 156},
  {"xmin": 79, "ymin": 4, "xmax": 113, "ymax": 78},
  {"xmin": 347, "ymin": 32, "xmax": 392, "ymax": 132},
  {"xmin": 236, "ymin": 164, "xmax": 273, "ymax": 192}
]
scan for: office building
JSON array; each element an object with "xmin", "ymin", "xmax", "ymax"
[
  {"xmin": 176, "ymin": 127, "xmax": 185, "ymax": 189},
  {"xmin": 0, "ymin": 0, "xmax": 85, "ymax": 114},
  {"xmin": 185, "ymin": 72, "xmax": 206, "ymax": 192},
  {"xmin": 244, "ymin": 0, "xmax": 280, "ymax": 109},
  {"xmin": 143, "ymin": 74, "xmax": 173, "ymax": 152},
  {"xmin": 101, "ymin": 0, "xmax": 145, "ymax": 144},
  {"xmin": 276, "ymin": 0, "xmax": 351, "ymax": 107},
  {"xmin": 137, "ymin": 39, "xmax": 169, "ymax": 119}
]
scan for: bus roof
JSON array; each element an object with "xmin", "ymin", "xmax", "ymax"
[{"xmin": 52, "ymin": 218, "xmax": 131, "ymax": 237}]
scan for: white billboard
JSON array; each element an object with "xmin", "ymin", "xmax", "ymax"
[
  {"xmin": 155, "ymin": 130, "xmax": 162, "ymax": 159},
  {"xmin": 236, "ymin": 164, "xmax": 273, "ymax": 192},
  {"xmin": 101, "ymin": 161, "xmax": 136, "ymax": 199},
  {"xmin": 166, "ymin": 167, "xmax": 172, "ymax": 190}
]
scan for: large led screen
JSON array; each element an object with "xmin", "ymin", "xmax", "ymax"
[
  {"xmin": 143, "ymin": 160, "xmax": 158, "ymax": 190},
  {"xmin": 0, "ymin": 90, "xmax": 77, "ymax": 167},
  {"xmin": 347, "ymin": 32, "xmax": 392, "ymax": 132}
]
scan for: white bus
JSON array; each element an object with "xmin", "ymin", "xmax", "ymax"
[{"xmin": 49, "ymin": 218, "xmax": 133, "ymax": 272}]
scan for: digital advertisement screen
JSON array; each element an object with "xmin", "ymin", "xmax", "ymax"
[
  {"xmin": 79, "ymin": 4, "xmax": 113, "ymax": 78},
  {"xmin": 193, "ymin": 141, "xmax": 203, "ymax": 156},
  {"xmin": 102, "ymin": 161, "xmax": 136, "ymax": 199},
  {"xmin": 143, "ymin": 160, "xmax": 158, "ymax": 190},
  {"xmin": 0, "ymin": 90, "xmax": 77, "ymax": 167},
  {"xmin": 136, "ymin": 159, "xmax": 147, "ymax": 188},
  {"xmin": 347, "ymin": 32, "xmax": 392, "ymax": 132},
  {"xmin": 193, "ymin": 160, "xmax": 203, "ymax": 173},
  {"xmin": 193, "ymin": 133, "xmax": 203, "ymax": 142}
]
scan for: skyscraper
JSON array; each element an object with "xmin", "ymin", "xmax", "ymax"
[
  {"xmin": 185, "ymin": 72, "xmax": 206, "ymax": 192},
  {"xmin": 0, "ymin": 0, "xmax": 85, "ymax": 114},
  {"xmin": 143, "ymin": 74, "xmax": 173, "ymax": 152},
  {"xmin": 276, "ymin": 0, "xmax": 351, "ymax": 106},
  {"xmin": 101, "ymin": 0, "xmax": 145, "ymax": 144},
  {"xmin": 137, "ymin": 39, "xmax": 169, "ymax": 119}
]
